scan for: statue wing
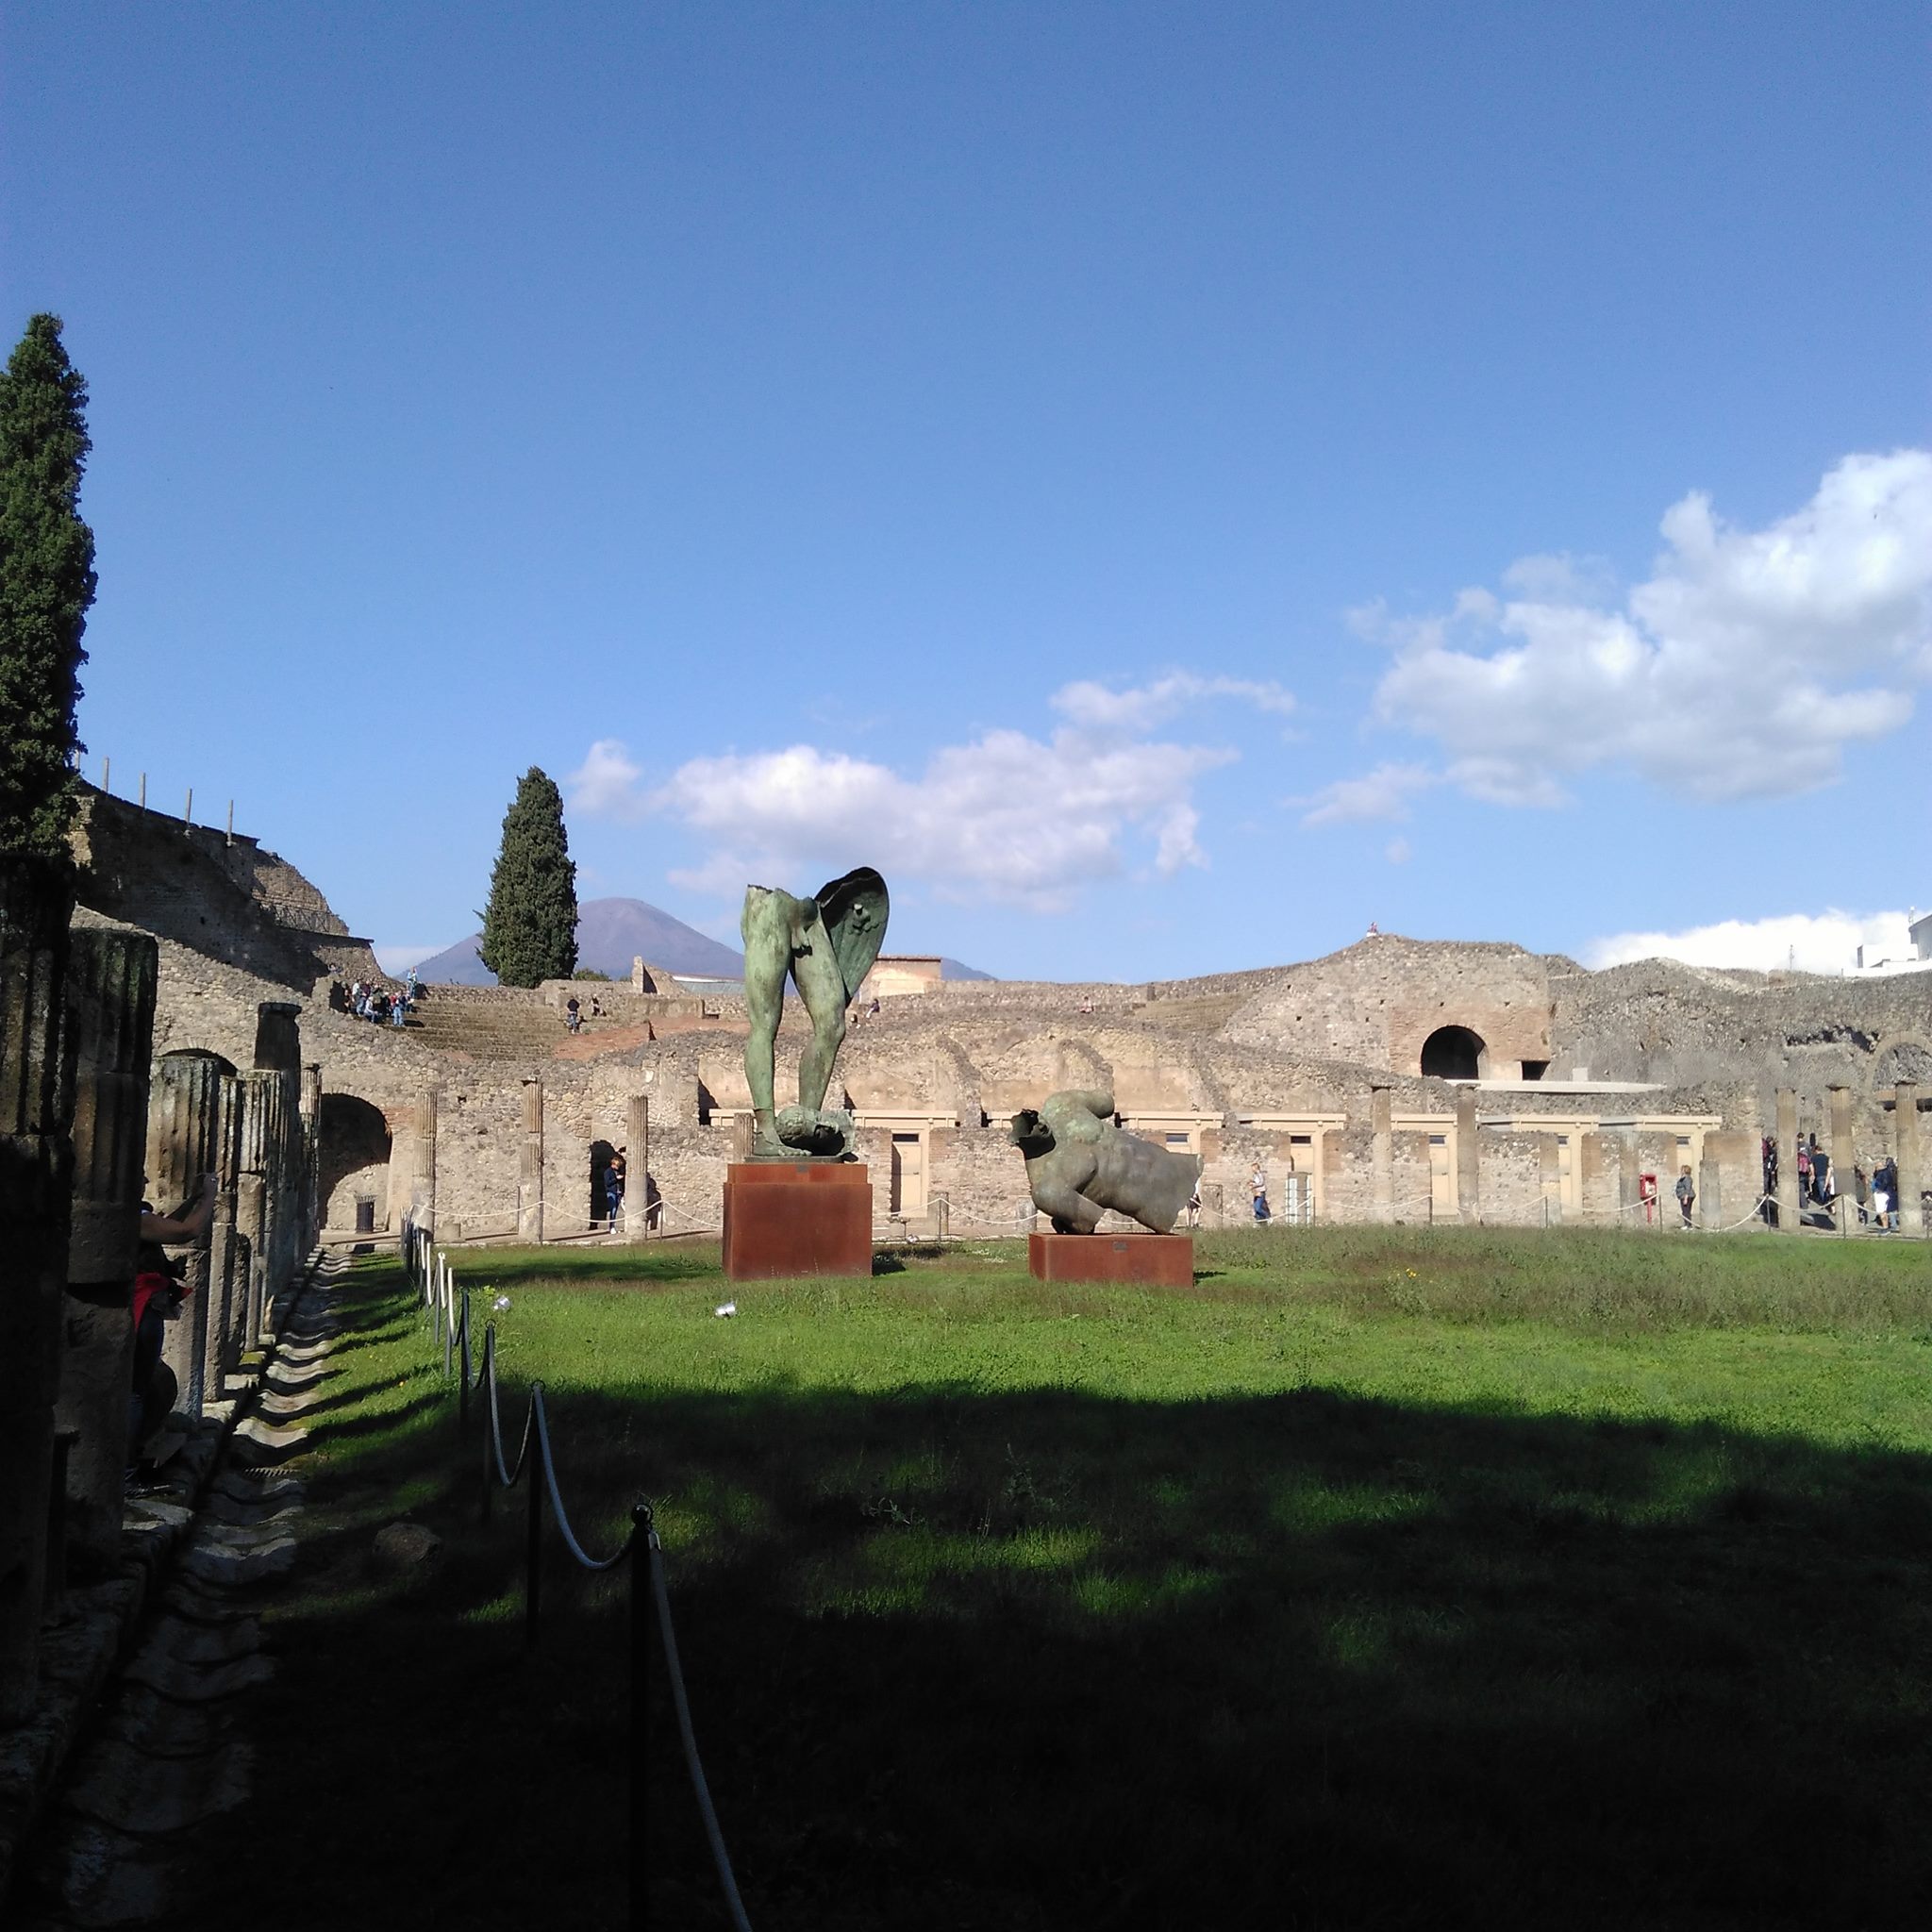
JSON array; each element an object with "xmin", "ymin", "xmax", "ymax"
[{"xmin": 813, "ymin": 867, "xmax": 890, "ymax": 1002}]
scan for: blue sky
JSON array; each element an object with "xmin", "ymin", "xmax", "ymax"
[{"xmin": 5, "ymin": 1, "xmax": 1927, "ymax": 979}]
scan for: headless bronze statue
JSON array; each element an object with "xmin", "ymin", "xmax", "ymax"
[{"xmin": 741, "ymin": 867, "xmax": 889, "ymax": 1159}]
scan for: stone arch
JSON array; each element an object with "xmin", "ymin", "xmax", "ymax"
[
  {"xmin": 159, "ymin": 1046, "xmax": 238, "ymax": 1077},
  {"xmin": 1871, "ymin": 1034, "xmax": 1932, "ymax": 1092},
  {"xmin": 1420, "ymin": 1024, "xmax": 1487, "ymax": 1081},
  {"xmin": 319, "ymin": 1092, "xmax": 391, "ymax": 1231}
]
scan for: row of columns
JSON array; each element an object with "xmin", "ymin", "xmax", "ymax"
[
  {"xmin": 1359, "ymin": 1077, "xmax": 1923, "ymax": 1232},
  {"xmin": 0, "ymin": 854, "xmax": 322, "ymax": 1724},
  {"xmin": 1774, "ymin": 1082, "xmax": 1922, "ymax": 1235}
]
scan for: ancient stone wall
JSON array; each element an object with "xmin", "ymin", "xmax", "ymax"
[
  {"xmin": 1552, "ymin": 958, "xmax": 1932, "ymax": 1141},
  {"xmin": 1224, "ymin": 936, "xmax": 1557, "ymax": 1078}
]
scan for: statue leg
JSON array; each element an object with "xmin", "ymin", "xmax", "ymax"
[
  {"xmin": 741, "ymin": 887, "xmax": 791, "ymax": 1146},
  {"xmin": 791, "ymin": 916, "xmax": 848, "ymax": 1115}
]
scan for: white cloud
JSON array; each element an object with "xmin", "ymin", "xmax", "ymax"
[
  {"xmin": 1298, "ymin": 761, "xmax": 1438, "ymax": 826},
  {"xmin": 1384, "ymin": 837, "xmax": 1411, "ymax": 865},
  {"xmin": 1585, "ymin": 908, "xmax": 1918, "ymax": 975},
  {"xmin": 572, "ymin": 675, "xmax": 1281, "ymax": 911},
  {"xmin": 375, "ymin": 942, "xmax": 445, "ymax": 974},
  {"xmin": 1357, "ymin": 449, "xmax": 1932, "ymax": 807},
  {"xmin": 565, "ymin": 739, "xmax": 649, "ymax": 822},
  {"xmin": 1053, "ymin": 673, "xmax": 1295, "ymax": 735},
  {"xmin": 658, "ymin": 732, "xmax": 1232, "ymax": 911}
]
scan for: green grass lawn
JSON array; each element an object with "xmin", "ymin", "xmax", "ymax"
[{"xmin": 191, "ymin": 1228, "xmax": 1932, "ymax": 1931}]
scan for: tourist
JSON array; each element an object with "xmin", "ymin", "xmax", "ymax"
[
  {"xmin": 1186, "ymin": 1185, "xmax": 1201, "ymax": 1229},
  {"xmin": 608, "ymin": 1146, "xmax": 626, "ymax": 1225},
  {"xmin": 1251, "ymin": 1164, "xmax": 1269, "ymax": 1223},
  {"xmin": 1873, "ymin": 1156, "xmax": 1898, "ymax": 1232},
  {"xmin": 565, "ymin": 995, "xmax": 581, "ymax": 1033},
  {"xmin": 1674, "ymin": 1165, "xmax": 1695, "ymax": 1227}
]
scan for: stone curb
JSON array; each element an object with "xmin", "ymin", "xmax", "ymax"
[{"xmin": 0, "ymin": 1251, "xmax": 336, "ymax": 1915}]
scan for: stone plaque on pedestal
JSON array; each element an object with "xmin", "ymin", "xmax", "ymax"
[
  {"xmin": 1028, "ymin": 1231, "xmax": 1194, "ymax": 1288},
  {"xmin": 722, "ymin": 1162, "xmax": 873, "ymax": 1280}
]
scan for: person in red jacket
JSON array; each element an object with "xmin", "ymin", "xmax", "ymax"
[{"xmin": 128, "ymin": 1174, "xmax": 216, "ymax": 1486}]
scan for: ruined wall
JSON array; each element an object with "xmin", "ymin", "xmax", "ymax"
[
  {"xmin": 1553, "ymin": 958, "xmax": 1932, "ymax": 1142},
  {"xmin": 76, "ymin": 779, "xmax": 1929, "ymax": 1242},
  {"xmin": 1224, "ymin": 936, "xmax": 1556, "ymax": 1077}
]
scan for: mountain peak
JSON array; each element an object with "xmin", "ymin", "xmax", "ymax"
[{"xmin": 412, "ymin": 896, "xmax": 744, "ymax": 985}]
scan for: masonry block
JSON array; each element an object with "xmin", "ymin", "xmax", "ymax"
[
  {"xmin": 722, "ymin": 1161, "xmax": 873, "ymax": 1280},
  {"xmin": 1028, "ymin": 1231, "xmax": 1194, "ymax": 1288}
]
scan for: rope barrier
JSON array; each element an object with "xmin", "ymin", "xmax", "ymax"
[
  {"xmin": 646, "ymin": 1532, "xmax": 755, "ymax": 1932},
  {"xmin": 395, "ymin": 1217, "xmax": 756, "ymax": 1930}
]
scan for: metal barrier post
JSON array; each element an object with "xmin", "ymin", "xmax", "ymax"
[
  {"xmin": 525, "ymin": 1402, "xmax": 543, "ymax": 1648},
  {"xmin": 457, "ymin": 1289, "xmax": 470, "ymax": 1438},
  {"xmin": 479, "ymin": 1327, "xmax": 496, "ymax": 1523},
  {"xmin": 631, "ymin": 1503, "xmax": 654, "ymax": 1932}
]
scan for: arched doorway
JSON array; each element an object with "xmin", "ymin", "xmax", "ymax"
[
  {"xmin": 1421, "ymin": 1025, "xmax": 1487, "ymax": 1081},
  {"xmin": 319, "ymin": 1093, "xmax": 392, "ymax": 1231},
  {"xmin": 589, "ymin": 1139, "xmax": 618, "ymax": 1227}
]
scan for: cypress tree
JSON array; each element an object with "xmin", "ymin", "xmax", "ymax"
[
  {"xmin": 477, "ymin": 766, "xmax": 579, "ymax": 987},
  {"xmin": 0, "ymin": 314, "xmax": 96, "ymax": 860}
]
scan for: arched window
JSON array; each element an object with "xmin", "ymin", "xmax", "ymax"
[{"xmin": 1420, "ymin": 1025, "xmax": 1486, "ymax": 1081}]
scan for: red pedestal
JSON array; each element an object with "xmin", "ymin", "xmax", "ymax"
[
  {"xmin": 722, "ymin": 1162, "xmax": 873, "ymax": 1280},
  {"xmin": 1028, "ymin": 1231, "xmax": 1195, "ymax": 1287}
]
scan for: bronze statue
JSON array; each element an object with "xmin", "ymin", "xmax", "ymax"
[
  {"xmin": 741, "ymin": 867, "xmax": 888, "ymax": 1159},
  {"xmin": 1009, "ymin": 1089, "xmax": 1201, "ymax": 1233}
]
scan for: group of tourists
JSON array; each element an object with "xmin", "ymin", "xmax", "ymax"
[
  {"xmin": 562, "ymin": 992, "xmax": 605, "ymax": 1033},
  {"xmin": 1760, "ymin": 1132, "xmax": 1911, "ymax": 1230},
  {"xmin": 333, "ymin": 970, "xmax": 418, "ymax": 1027}
]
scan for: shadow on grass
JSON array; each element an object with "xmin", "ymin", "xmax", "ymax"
[{"xmin": 181, "ymin": 1260, "xmax": 1932, "ymax": 1932}]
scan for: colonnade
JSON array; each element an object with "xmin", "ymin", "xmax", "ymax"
[{"xmin": 0, "ymin": 855, "xmax": 321, "ymax": 1723}]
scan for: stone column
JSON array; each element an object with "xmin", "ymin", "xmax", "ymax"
[
  {"xmin": 1894, "ymin": 1082, "xmax": 1922, "ymax": 1236},
  {"xmin": 144, "ymin": 1051, "xmax": 225, "ymax": 1416},
  {"xmin": 300, "ymin": 1063, "xmax": 323, "ymax": 1249},
  {"xmin": 409, "ymin": 1081, "xmax": 440, "ymax": 1228},
  {"xmin": 252, "ymin": 1003, "xmax": 303, "ymax": 1310},
  {"xmin": 252, "ymin": 1000, "xmax": 302, "ymax": 1076},
  {"xmin": 58, "ymin": 927, "xmax": 158, "ymax": 1574},
  {"xmin": 1774, "ymin": 1088, "xmax": 1800, "ymax": 1232},
  {"xmin": 625, "ymin": 1092, "xmax": 651, "ymax": 1241},
  {"xmin": 207, "ymin": 1072, "xmax": 246, "ymax": 1376},
  {"xmin": 518, "ymin": 1079, "xmax": 544, "ymax": 1243},
  {"xmin": 236, "ymin": 1172, "xmax": 267, "ymax": 1352},
  {"xmin": 1454, "ymin": 1088, "xmax": 1479, "ymax": 1225},
  {"xmin": 1827, "ymin": 1084, "xmax": 1856, "ymax": 1237},
  {"xmin": 1697, "ymin": 1138, "xmax": 1725, "ymax": 1231},
  {"xmin": 240, "ymin": 1069, "xmax": 281, "ymax": 1338},
  {"xmin": 205, "ymin": 1189, "xmax": 239, "ymax": 1396},
  {"xmin": 1538, "ymin": 1134, "xmax": 1563, "ymax": 1224},
  {"xmin": 1370, "ymin": 1084, "xmax": 1393, "ymax": 1224},
  {"xmin": 0, "ymin": 858, "xmax": 75, "ymax": 1720},
  {"xmin": 1613, "ymin": 1129, "xmax": 1641, "ymax": 1225}
]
